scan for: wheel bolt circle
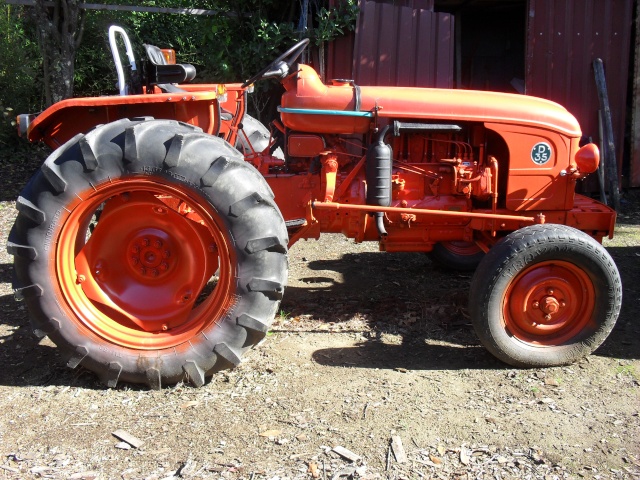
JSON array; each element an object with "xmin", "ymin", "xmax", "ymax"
[{"xmin": 128, "ymin": 233, "xmax": 172, "ymax": 277}]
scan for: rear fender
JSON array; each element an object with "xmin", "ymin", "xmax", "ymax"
[{"xmin": 26, "ymin": 84, "xmax": 247, "ymax": 149}]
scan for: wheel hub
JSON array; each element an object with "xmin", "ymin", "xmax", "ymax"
[
  {"xmin": 71, "ymin": 190, "xmax": 218, "ymax": 335},
  {"xmin": 503, "ymin": 261, "xmax": 595, "ymax": 345},
  {"xmin": 128, "ymin": 233, "xmax": 172, "ymax": 278},
  {"xmin": 533, "ymin": 290, "xmax": 565, "ymax": 322}
]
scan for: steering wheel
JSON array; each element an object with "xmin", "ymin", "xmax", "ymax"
[{"xmin": 241, "ymin": 38, "xmax": 310, "ymax": 88}]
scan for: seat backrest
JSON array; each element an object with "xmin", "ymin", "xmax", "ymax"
[
  {"xmin": 144, "ymin": 44, "xmax": 168, "ymax": 66},
  {"xmin": 143, "ymin": 44, "xmax": 196, "ymax": 93}
]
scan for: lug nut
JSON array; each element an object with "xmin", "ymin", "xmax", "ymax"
[
  {"xmin": 532, "ymin": 301, "xmax": 539, "ymax": 309},
  {"xmin": 154, "ymin": 239, "xmax": 163, "ymax": 248},
  {"xmin": 547, "ymin": 288, "xmax": 554, "ymax": 295}
]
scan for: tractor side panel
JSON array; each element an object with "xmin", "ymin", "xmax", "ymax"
[
  {"xmin": 485, "ymin": 123, "xmax": 574, "ymax": 211},
  {"xmin": 265, "ymin": 174, "xmax": 323, "ymax": 223}
]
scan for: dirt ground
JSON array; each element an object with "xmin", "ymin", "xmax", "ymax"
[{"xmin": 0, "ymin": 156, "xmax": 638, "ymax": 478}]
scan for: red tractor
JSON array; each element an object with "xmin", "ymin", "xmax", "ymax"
[{"xmin": 8, "ymin": 28, "xmax": 621, "ymax": 388}]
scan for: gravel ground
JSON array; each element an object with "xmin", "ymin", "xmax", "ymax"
[{"xmin": 0, "ymin": 150, "xmax": 638, "ymax": 479}]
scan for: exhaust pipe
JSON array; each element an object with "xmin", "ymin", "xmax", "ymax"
[{"xmin": 366, "ymin": 125, "xmax": 392, "ymax": 237}]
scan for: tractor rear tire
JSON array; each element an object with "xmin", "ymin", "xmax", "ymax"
[
  {"xmin": 469, "ymin": 224, "xmax": 621, "ymax": 367},
  {"xmin": 7, "ymin": 118, "xmax": 288, "ymax": 388},
  {"xmin": 429, "ymin": 241, "xmax": 484, "ymax": 272}
]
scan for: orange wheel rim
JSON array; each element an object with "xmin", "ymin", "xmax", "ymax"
[
  {"xmin": 503, "ymin": 260, "xmax": 595, "ymax": 346},
  {"xmin": 55, "ymin": 177, "xmax": 235, "ymax": 350}
]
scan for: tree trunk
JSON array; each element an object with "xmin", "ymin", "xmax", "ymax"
[{"xmin": 34, "ymin": 0, "xmax": 85, "ymax": 105}]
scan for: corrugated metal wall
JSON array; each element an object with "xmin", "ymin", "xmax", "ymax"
[
  {"xmin": 525, "ymin": 0, "xmax": 633, "ymax": 186},
  {"xmin": 328, "ymin": 0, "xmax": 454, "ymax": 87},
  {"xmin": 326, "ymin": 32, "xmax": 355, "ymax": 82},
  {"xmin": 326, "ymin": 0, "xmax": 635, "ymax": 187}
]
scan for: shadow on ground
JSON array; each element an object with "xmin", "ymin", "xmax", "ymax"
[
  {"xmin": 1, "ymin": 195, "xmax": 638, "ymax": 387},
  {"xmin": 282, "ymin": 243, "xmax": 640, "ymax": 370},
  {"xmin": 0, "ymin": 267, "xmax": 107, "ymax": 389}
]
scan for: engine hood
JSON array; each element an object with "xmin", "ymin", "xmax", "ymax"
[{"xmin": 280, "ymin": 65, "xmax": 581, "ymax": 137}]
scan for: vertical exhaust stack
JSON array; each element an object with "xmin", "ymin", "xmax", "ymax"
[{"xmin": 366, "ymin": 126, "xmax": 392, "ymax": 236}]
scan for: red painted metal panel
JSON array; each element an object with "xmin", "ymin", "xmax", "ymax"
[
  {"xmin": 350, "ymin": 0, "xmax": 454, "ymax": 87},
  {"xmin": 525, "ymin": 0, "xmax": 633, "ymax": 188}
]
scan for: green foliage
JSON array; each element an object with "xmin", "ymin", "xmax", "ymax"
[
  {"xmin": 74, "ymin": 16, "xmax": 118, "ymax": 97},
  {"xmin": 73, "ymin": 1, "xmax": 212, "ymax": 97},
  {"xmin": 0, "ymin": 5, "xmax": 42, "ymax": 146},
  {"xmin": 0, "ymin": 0, "xmax": 360, "ymax": 128},
  {"xmin": 199, "ymin": 0, "xmax": 298, "ymax": 83},
  {"xmin": 315, "ymin": 0, "xmax": 358, "ymax": 45},
  {"xmin": 196, "ymin": 0, "xmax": 358, "ymax": 120}
]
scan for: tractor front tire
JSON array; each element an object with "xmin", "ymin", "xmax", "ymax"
[
  {"xmin": 469, "ymin": 224, "xmax": 621, "ymax": 367},
  {"xmin": 8, "ymin": 118, "xmax": 288, "ymax": 388}
]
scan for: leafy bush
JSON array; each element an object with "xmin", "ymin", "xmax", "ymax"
[
  {"xmin": 1, "ymin": 0, "xmax": 359, "ymax": 131},
  {"xmin": 0, "ymin": 6, "xmax": 42, "ymax": 146}
]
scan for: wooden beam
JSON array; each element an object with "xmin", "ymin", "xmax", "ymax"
[
  {"xmin": 593, "ymin": 58, "xmax": 621, "ymax": 212},
  {"xmin": 4, "ymin": 0, "xmax": 239, "ymax": 17}
]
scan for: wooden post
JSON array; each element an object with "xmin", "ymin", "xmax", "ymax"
[
  {"xmin": 593, "ymin": 58, "xmax": 621, "ymax": 212},
  {"xmin": 597, "ymin": 111, "xmax": 608, "ymax": 205}
]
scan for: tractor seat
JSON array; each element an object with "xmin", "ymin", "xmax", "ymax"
[
  {"xmin": 144, "ymin": 44, "xmax": 196, "ymax": 93},
  {"xmin": 143, "ymin": 44, "xmax": 234, "ymax": 121}
]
